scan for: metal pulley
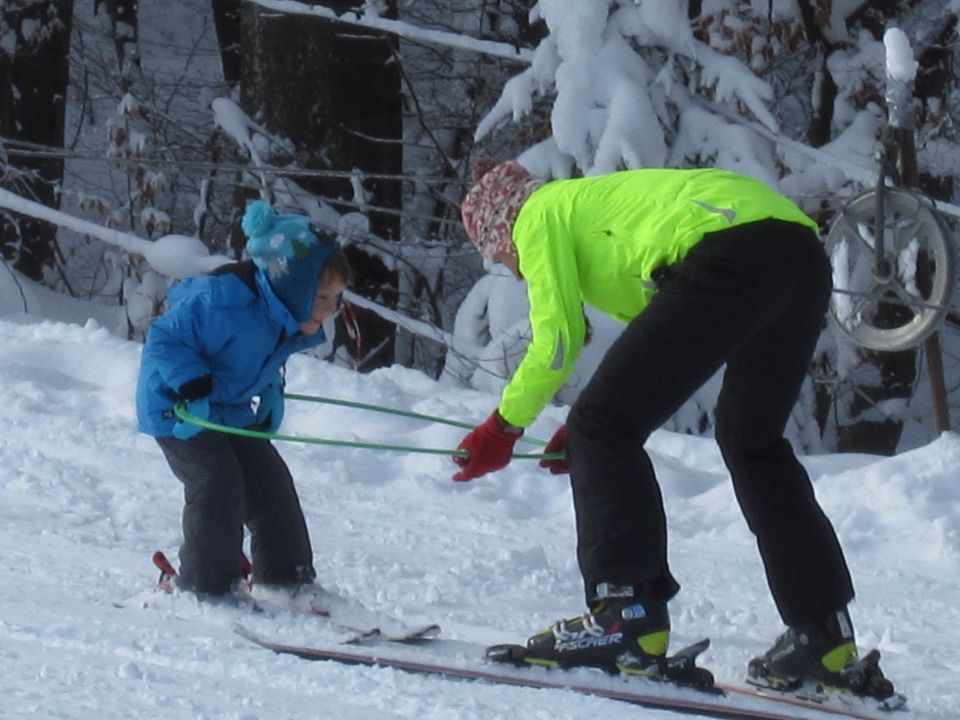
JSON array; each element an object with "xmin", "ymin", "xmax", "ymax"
[{"xmin": 825, "ymin": 187, "xmax": 955, "ymax": 351}]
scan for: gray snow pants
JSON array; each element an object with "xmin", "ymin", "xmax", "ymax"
[
  {"xmin": 566, "ymin": 219, "xmax": 855, "ymax": 628},
  {"xmin": 157, "ymin": 431, "xmax": 315, "ymax": 596}
]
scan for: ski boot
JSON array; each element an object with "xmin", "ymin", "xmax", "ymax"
[
  {"xmin": 747, "ymin": 608, "xmax": 898, "ymax": 702},
  {"xmin": 484, "ymin": 583, "xmax": 719, "ymax": 693},
  {"xmin": 523, "ymin": 593, "xmax": 671, "ymax": 676},
  {"xmin": 247, "ymin": 581, "xmax": 335, "ymax": 617},
  {"xmin": 485, "ymin": 583, "xmax": 715, "ymax": 691}
]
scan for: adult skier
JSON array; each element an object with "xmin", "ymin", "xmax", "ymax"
[{"xmin": 452, "ymin": 160, "xmax": 892, "ymax": 696}]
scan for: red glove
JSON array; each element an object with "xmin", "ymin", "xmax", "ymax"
[
  {"xmin": 539, "ymin": 424, "xmax": 570, "ymax": 474},
  {"xmin": 453, "ymin": 410, "xmax": 522, "ymax": 482}
]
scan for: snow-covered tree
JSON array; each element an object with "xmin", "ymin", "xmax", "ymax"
[
  {"xmin": 2, "ymin": 0, "xmax": 959, "ymax": 453},
  {"xmin": 0, "ymin": 0, "xmax": 74, "ymax": 281},
  {"xmin": 448, "ymin": 0, "xmax": 960, "ymax": 453}
]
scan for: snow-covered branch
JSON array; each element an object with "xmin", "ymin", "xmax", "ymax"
[
  {"xmin": 344, "ymin": 289, "xmax": 454, "ymax": 348},
  {"xmin": 244, "ymin": 0, "xmax": 532, "ymax": 63},
  {"xmin": 474, "ymin": 1, "xmax": 792, "ymax": 175},
  {"xmin": 0, "ymin": 188, "xmax": 231, "ymax": 279}
]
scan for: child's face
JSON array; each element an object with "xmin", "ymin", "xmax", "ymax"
[{"xmin": 299, "ymin": 276, "xmax": 346, "ymax": 336}]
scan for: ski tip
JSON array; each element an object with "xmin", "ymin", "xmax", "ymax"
[
  {"xmin": 343, "ymin": 628, "xmax": 383, "ymax": 645},
  {"xmin": 384, "ymin": 623, "xmax": 442, "ymax": 644},
  {"xmin": 152, "ymin": 550, "xmax": 178, "ymax": 593},
  {"xmin": 152, "ymin": 550, "xmax": 177, "ymax": 574},
  {"xmin": 239, "ymin": 551, "xmax": 253, "ymax": 579},
  {"xmin": 409, "ymin": 623, "xmax": 442, "ymax": 641}
]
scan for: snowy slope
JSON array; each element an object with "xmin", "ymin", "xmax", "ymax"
[{"xmin": 1, "ymin": 315, "xmax": 958, "ymax": 720}]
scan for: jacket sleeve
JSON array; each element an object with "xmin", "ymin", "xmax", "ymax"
[
  {"xmin": 146, "ymin": 287, "xmax": 232, "ymax": 397},
  {"xmin": 497, "ymin": 224, "xmax": 585, "ymax": 428}
]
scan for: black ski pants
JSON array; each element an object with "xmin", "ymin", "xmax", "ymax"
[
  {"xmin": 157, "ymin": 431, "xmax": 315, "ymax": 596},
  {"xmin": 566, "ymin": 219, "xmax": 854, "ymax": 627}
]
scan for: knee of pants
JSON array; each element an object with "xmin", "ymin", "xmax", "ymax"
[
  {"xmin": 182, "ymin": 470, "xmax": 243, "ymax": 509},
  {"xmin": 715, "ymin": 431, "xmax": 814, "ymax": 519},
  {"xmin": 716, "ymin": 424, "xmax": 792, "ymax": 466},
  {"xmin": 714, "ymin": 417, "xmax": 741, "ymax": 459},
  {"xmin": 714, "ymin": 400, "xmax": 788, "ymax": 457}
]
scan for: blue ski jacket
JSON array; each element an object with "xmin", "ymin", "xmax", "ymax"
[{"xmin": 136, "ymin": 261, "xmax": 327, "ymax": 437}]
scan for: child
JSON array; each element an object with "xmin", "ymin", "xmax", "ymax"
[{"xmin": 137, "ymin": 200, "xmax": 350, "ymax": 599}]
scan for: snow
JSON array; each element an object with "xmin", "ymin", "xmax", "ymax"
[
  {"xmin": 0, "ymin": 263, "xmax": 126, "ymax": 332},
  {"xmin": 247, "ymin": 0, "xmax": 533, "ymax": 62},
  {"xmin": 211, "ymin": 97, "xmax": 282, "ymax": 171},
  {"xmin": 883, "ymin": 28, "xmax": 919, "ymax": 84},
  {"xmin": 1, "ymin": 306, "xmax": 959, "ymax": 719},
  {"xmin": 0, "ymin": 190, "xmax": 232, "ymax": 281},
  {"xmin": 477, "ymin": 0, "xmax": 785, "ymax": 174},
  {"xmin": 142, "ymin": 235, "xmax": 229, "ymax": 280},
  {"xmin": 3, "ymin": 1, "xmax": 960, "ymax": 716}
]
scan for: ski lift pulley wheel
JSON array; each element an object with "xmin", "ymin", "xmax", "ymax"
[{"xmin": 825, "ymin": 186, "xmax": 954, "ymax": 351}]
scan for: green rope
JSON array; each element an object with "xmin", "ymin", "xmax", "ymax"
[
  {"xmin": 174, "ymin": 395, "xmax": 563, "ymax": 461},
  {"xmin": 284, "ymin": 393, "xmax": 548, "ymax": 447}
]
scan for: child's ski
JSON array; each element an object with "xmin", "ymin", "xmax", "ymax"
[{"xmin": 151, "ymin": 550, "xmax": 439, "ymax": 643}]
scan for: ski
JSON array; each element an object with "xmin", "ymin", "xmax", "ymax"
[
  {"xmin": 735, "ymin": 671, "xmax": 907, "ymax": 717},
  {"xmin": 485, "ymin": 638, "xmax": 719, "ymax": 693},
  {"xmin": 723, "ymin": 683, "xmax": 906, "ymax": 720},
  {"xmin": 739, "ymin": 645, "xmax": 906, "ymax": 717},
  {"xmin": 152, "ymin": 550, "xmax": 178, "ymax": 593},
  {"xmin": 235, "ymin": 627, "xmax": 898, "ymax": 720},
  {"xmin": 151, "ymin": 550, "xmax": 439, "ymax": 643},
  {"xmin": 244, "ymin": 581, "xmax": 440, "ymax": 643}
]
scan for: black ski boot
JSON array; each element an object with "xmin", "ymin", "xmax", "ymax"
[
  {"xmin": 484, "ymin": 584, "xmax": 715, "ymax": 691},
  {"xmin": 524, "ymin": 585, "xmax": 671, "ymax": 676},
  {"xmin": 748, "ymin": 607, "xmax": 896, "ymax": 701}
]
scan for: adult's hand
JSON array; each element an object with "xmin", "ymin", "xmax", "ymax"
[
  {"xmin": 452, "ymin": 410, "xmax": 522, "ymax": 481},
  {"xmin": 539, "ymin": 424, "xmax": 570, "ymax": 474}
]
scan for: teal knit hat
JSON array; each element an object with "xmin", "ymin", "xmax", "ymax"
[{"xmin": 241, "ymin": 201, "xmax": 340, "ymax": 323}]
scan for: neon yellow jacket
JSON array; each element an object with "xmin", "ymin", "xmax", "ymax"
[{"xmin": 498, "ymin": 168, "xmax": 819, "ymax": 428}]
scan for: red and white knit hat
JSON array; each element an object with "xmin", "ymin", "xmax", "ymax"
[{"xmin": 460, "ymin": 160, "xmax": 544, "ymax": 262}]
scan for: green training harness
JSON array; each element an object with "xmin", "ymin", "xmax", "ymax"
[{"xmin": 174, "ymin": 393, "xmax": 563, "ymax": 461}]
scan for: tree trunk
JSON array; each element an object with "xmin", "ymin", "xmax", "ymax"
[
  {"xmin": 239, "ymin": 0, "xmax": 402, "ymax": 370},
  {"xmin": 95, "ymin": 0, "xmax": 139, "ymax": 90},
  {"xmin": 210, "ymin": 0, "xmax": 241, "ymax": 87},
  {"xmin": 844, "ymin": 0, "xmax": 926, "ymax": 35},
  {"xmin": 0, "ymin": 0, "xmax": 74, "ymax": 281}
]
